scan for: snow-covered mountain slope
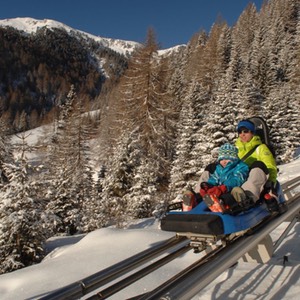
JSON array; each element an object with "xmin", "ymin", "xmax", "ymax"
[
  {"xmin": 0, "ymin": 17, "xmax": 185, "ymax": 56},
  {"xmin": 0, "ymin": 17, "xmax": 140, "ymax": 56}
]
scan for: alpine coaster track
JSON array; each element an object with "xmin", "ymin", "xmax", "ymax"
[{"xmin": 40, "ymin": 176, "xmax": 300, "ymax": 300}]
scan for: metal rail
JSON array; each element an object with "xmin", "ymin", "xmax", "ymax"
[
  {"xmin": 281, "ymin": 175, "xmax": 300, "ymax": 200},
  {"xmin": 87, "ymin": 244, "xmax": 192, "ymax": 300},
  {"xmin": 281, "ymin": 175, "xmax": 300, "ymax": 190},
  {"xmin": 40, "ymin": 236, "xmax": 188, "ymax": 300}
]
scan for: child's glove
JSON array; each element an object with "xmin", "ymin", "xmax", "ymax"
[
  {"xmin": 200, "ymin": 188, "xmax": 207, "ymax": 197},
  {"xmin": 200, "ymin": 182, "xmax": 213, "ymax": 197},
  {"xmin": 207, "ymin": 185, "xmax": 227, "ymax": 197}
]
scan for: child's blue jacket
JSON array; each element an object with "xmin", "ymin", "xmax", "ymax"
[{"xmin": 207, "ymin": 159, "xmax": 249, "ymax": 192}]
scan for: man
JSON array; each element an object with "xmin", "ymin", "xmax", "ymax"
[{"xmin": 234, "ymin": 119, "xmax": 277, "ymax": 203}]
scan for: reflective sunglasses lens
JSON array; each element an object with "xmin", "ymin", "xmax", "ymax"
[{"xmin": 238, "ymin": 129, "xmax": 250, "ymax": 134}]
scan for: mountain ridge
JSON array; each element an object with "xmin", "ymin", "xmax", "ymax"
[{"xmin": 0, "ymin": 17, "xmax": 185, "ymax": 56}]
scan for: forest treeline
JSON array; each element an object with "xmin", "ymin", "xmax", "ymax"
[
  {"xmin": 0, "ymin": 25, "xmax": 130, "ymax": 132},
  {"xmin": 0, "ymin": 0, "xmax": 299, "ymax": 274}
]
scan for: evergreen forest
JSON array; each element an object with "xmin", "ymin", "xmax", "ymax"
[{"xmin": 0, "ymin": 0, "xmax": 299, "ymax": 274}]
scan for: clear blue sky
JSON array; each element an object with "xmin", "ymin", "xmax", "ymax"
[{"xmin": 1, "ymin": 0, "xmax": 264, "ymax": 49}]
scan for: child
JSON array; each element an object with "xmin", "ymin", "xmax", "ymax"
[{"xmin": 200, "ymin": 143, "xmax": 249, "ymax": 213}]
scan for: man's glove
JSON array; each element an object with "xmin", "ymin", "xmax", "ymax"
[
  {"xmin": 207, "ymin": 185, "xmax": 227, "ymax": 197},
  {"xmin": 264, "ymin": 180, "xmax": 277, "ymax": 193}
]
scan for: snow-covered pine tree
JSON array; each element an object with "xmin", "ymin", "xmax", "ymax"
[
  {"xmin": 169, "ymin": 80, "xmax": 214, "ymax": 197},
  {"xmin": 262, "ymin": 0, "xmax": 300, "ymax": 161},
  {"xmin": 99, "ymin": 132, "xmax": 137, "ymax": 227},
  {"xmin": 102, "ymin": 28, "xmax": 176, "ymax": 221},
  {"xmin": 192, "ymin": 30, "xmax": 236, "ymax": 153},
  {"xmin": 0, "ymin": 133, "xmax": 46, "ymax": 274},
  {"xmin": 0, "ymin": 116, "xmax": 12, "ymax": 185},
  {"xmin": 169, "ymin": 20, "xmax": 240, "ymax": 196},
  {"xmin": 265, "ymin": 84, "xmax": 299, "ymax": 163},
  {"xmin": 45, "ymin": 86, "xmax": 94, "ymax": 234},
  {"xmin": 167, "ymin": 50, "xmax": 187, "ymax": 108},
  {"xmin": 125, "ymin": 156, "xmax": 159, "ymax": 219},
  {"xmin": 169, "ymin": 82, "xmax": 198, "ymax": 197},
  {"xmin": 69, "ymin": 107, "xmax": 97, "ymax": 233}
]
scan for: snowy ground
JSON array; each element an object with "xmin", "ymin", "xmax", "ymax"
[{"xmin": 0, "ymin": 158, "xmax": 299, "ymax": 299}]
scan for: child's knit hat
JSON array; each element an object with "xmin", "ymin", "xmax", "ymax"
[{"xmin": 218, "ymin": 143, "xmax": 239, "ymax": 161}]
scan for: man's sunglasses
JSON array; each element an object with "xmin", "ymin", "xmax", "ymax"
[{"xmin": 238, "ymin": 129, "xmax": 251, "ymax": 134}]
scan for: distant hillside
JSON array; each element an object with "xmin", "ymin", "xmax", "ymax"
[{"xmin": 0, "ymin": 18, "xmax": 140, "ymax": 132}]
